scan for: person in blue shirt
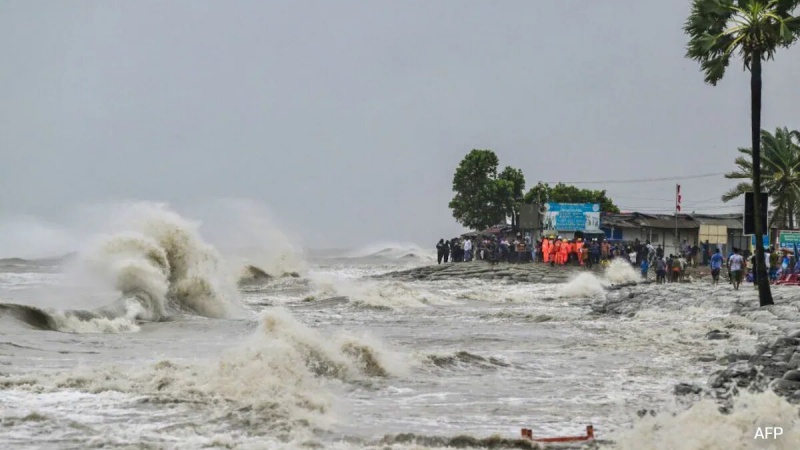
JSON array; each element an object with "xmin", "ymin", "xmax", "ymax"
[
  {"xmin": 640, "ymin": 258, "xmax": 649, "ymax": 280},
  {"xmin": 710, "ymin": 248, "xmax": 724, "ymax": 286}
]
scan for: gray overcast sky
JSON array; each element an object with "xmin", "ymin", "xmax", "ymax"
[{"xmin": 2, "ymin": 0, "xmax": 800, "ymax": 252}]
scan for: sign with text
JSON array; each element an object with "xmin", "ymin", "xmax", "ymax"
[
  {"xmin": 778, "ymin": 230, "xmax": 800, "ymax": 250},
  {"xmin": 542, "ymin": 203, "xmax": 601, "ymax": 232}
]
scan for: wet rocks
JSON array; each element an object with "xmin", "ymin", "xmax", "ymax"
[
  {"xmin": 709, "ymin": 361, "xmax": 757, "ymax": 389},
  {"xmin": 589, "ymin": 288, "xmax": 642, "ymax": 316},
  {"xmin": 706, "ymin": 330, "xmax": 731, "ymax": 340},
  {"xmin": 374, "ymin": 261, "xmax": 600, "ymax": 284},
  {"xmin": 783, "ymin": 369, "xmax": 800, "ymax": 381},
  {"xmin": 702, "ymin": 328, "xmax": 800, "ymax": 405},
  {"xmin": 674, "ymin": 383, "xmax": 703, "ymax": 396}
]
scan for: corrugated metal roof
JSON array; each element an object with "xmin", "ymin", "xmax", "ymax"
[
  {"xmin": 599, "ymin": 213, "xmax": 732, "ymax": 229},
  {"xmin": 636, "ymin": 214, "xmax": 698, "ymax": 229},
  {"xmin": 692, "ymin": 214, "xmax": 742, "ymax": 228}
]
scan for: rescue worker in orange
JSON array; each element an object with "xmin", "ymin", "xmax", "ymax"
[
  {"xmin": 553, "ymin": 238, "xmax": 562, "ymax": 265},
  {"xmin": 543, "ymin": 238, "xmax": 551, "ymax": 263},
  {"xmin": 576, "ymin": 239, "xmax": 584, "ymax": 265}
]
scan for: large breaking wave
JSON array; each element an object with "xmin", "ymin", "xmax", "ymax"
[
  {"xmin": 0, "ymin": 203, "xmax": 244, "ymax": 332},
  {"xmin": 0, "ymin": 307, "xmax": 406, "ymax": 440}
]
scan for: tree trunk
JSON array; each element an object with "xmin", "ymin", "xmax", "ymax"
[
  {"xmin": 790, "ymin": 205, "xmax": 795, "ymax": 230},
  {"xmin": 751, "ymin": 54, "xmax": 774, "ymax": 307},
  {"xmin": 511, "ymin": 207, "xmax": 517, "ymax": 231}
]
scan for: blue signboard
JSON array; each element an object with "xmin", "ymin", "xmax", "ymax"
[
  {"xmin": 542, "ymin": 203, "xmax": 601, "ymax": 232},
  {"xmin": 750, "ymin": 235, "xmax": 771, "ymax": 248}
]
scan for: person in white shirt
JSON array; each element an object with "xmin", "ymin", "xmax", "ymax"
[
  {"xmin": 463, "ymin": 239, "xmax": 473, "ymax": 262},
  {"xmin": 728, "ymin": 248, "xmax": 745, "ymax": 290}
]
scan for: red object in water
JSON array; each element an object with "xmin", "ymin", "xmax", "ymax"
[
  {"xmin": 774, "ymin": 274, "xmax": 800, "ymax": 285},
  {"xmin": 520, "ymin": 425, "xmax": 594, "ymax": 443}
]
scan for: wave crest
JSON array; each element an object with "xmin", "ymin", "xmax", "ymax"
[{"xmin": 77, "ymin": 204, "xmax": 241, "ymax": 322}]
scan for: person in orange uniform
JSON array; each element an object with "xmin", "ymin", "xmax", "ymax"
[
  {"xmin": 560, "ymin": 239, "xmax": 570, "ymax": 265},
  {"xmin": 542, "ymin": 238, "xmax": 551, "ymax": 263},
  {"xmin": 553, "ymin": 238, "xmax": 562, "ymax": 265},
  {"xmin": 575, "ymin": 239, "xmax": 584, "ymax": 265}
]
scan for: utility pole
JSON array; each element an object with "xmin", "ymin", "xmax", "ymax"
[{"xmin": 675, "ymin": 184, "xmax": 681, "ymax": 255}]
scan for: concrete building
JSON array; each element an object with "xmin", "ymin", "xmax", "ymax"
[
  {"xmin": 599, "ymin": 212, "xmax": 774, "ymax": 256},
  {"xmin": 477, "ymin": 208, "xmax": 778, "ymax": 258}
]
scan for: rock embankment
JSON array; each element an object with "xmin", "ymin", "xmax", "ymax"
[
  {"xmin": 704, "ymin": 330, "xmax": 800, "ymax": 405},
  {"xmin": 374, "ymin": 261, "xmax": 602, "ymax": 284},
  {"xmin": 591, "ymin": 282, "xmax": 800, "ymax": 406}
]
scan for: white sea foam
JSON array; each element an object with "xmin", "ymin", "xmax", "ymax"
[
  {"xmin": 605, "ymin": 259, "xmax": 642, "ymax": 284},
  {"xmin": 557, "ymin": 259, "xmax": 640, "ymax": 298},
  {"xmin": 0, "ymin": 307, "xmax": 404, "ymax": 439},
  {"xmin": 30, "ymin": 203, "xmax": 247, "ymax": 332},
  {"xmin": 557, "ymin": 272, "xmax": 607, "ymax": 298},
  {"xmin": 190, "ymin": 199, "xmax": 308, "ymax": 279},
  {"xmin": 344, "ymin": 242, "xmax": 436, "ymax": 263},
  {"xmin": 308, "ymin": 273, "xmax": 450, "ymax": 309},
  {"xmin": 609, "ymin": 391, "xmax": 800, "ymax": 450}
]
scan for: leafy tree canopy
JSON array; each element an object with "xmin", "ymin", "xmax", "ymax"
[
  {"xmin": 448, "ymin": 150, "xmax": 525, "ymax": 230},
  {"xmin": 523, "ymin": 182, "xmax": 620, "ymax": 213}
]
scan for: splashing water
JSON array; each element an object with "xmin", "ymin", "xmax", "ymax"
[
  {"xmin": 605, "ymin": 259, "xmax": 641, "ymax": 285},
  {"xmin": 609, "ymin": 391, "xmax": 800, "ymax": 450},
  {"xmin": 557, "ymin": 259, "xmax": 641, "ymax": 298},
  {"xmin": 77, "ymin": 203, "xmax": 243, "ymax": 321}
]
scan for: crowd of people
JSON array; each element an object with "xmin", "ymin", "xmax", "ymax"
[
  {"xmin": 435, "ymin": 235, "xmax": 680, "ymax": 274},
  {"xmin": 436, "ymin": 234, "xmax": 800, "ymax": 286}
]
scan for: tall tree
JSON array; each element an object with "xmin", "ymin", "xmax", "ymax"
[
  {"xmin": 448, "ymin": 150, "xmax": 506, "ymax": 230},
  {"xmin": 685, "ymin": 0, "xmax": 800, "ymax": 307},
  {"xmin": 523, "ymin": 182, "xmax": 620, "ymax": 213},
  {"xmin": 498, "ymin": 166, "xmax": 526, "ymax": 230},
  {"xmin": 722, "ymin": 127, "xmax": 800, "ymax": 229}
]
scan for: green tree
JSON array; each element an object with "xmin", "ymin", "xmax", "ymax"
[
  {"xmin": 448, "ymin": 150, "xmax": 527, "ymax": 231},
  {"xmin": 523, "ymin": 182, "xmax": 620, "ymax": 213},
  {"xmin": 685, "ymin": 0, "xmax": 800, "ymax": 307},
  {"xmin": 448, "ymin": 150, "xmax": 505, "ymax": 230},
  {"xmin": 722, "ymin": 128, "xmax": 800, "ymax": 229}
]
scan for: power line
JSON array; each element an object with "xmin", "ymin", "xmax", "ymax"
[
  {"xmin": 539, "ymin": 173, "xmax": 724, "ymax": 185},
  {"xmin": 620, "ymin": 204, "xmax": 743, "ymax": 212},
  {"xmin": 614, "ymin": 196, "xmax": 676, "ymax": 201}
]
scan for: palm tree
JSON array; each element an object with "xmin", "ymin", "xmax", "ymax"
[
  {"xmin": 722, "ymin": 128, "xmax": 800, "ymax": 229},
  {"xmin": 685, "ymin": 0, "xmax": 800, "ymax": 307}
]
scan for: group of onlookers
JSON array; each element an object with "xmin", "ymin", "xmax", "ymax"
[{"xmin": 436, "ymin": 233, "xmax": 800, "ymax": 289}]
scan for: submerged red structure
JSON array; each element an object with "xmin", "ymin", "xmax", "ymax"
[{"xmin": 520, "ymin": 425, "xmax": 594, "ymax": 443}]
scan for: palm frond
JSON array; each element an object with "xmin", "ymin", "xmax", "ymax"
[
  {"xmin": 686, "ymin": 0, "xmax": 800, "ymax": 81},
  {"xmin": 722, "ymin": 182, "xmax": 752, "ymax": 202}
]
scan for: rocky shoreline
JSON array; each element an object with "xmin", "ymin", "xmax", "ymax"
[
  {"xmin": 374, "ymin": 261, "xmax": 603, "ymax": 284},
  {"xmin": 592, "ymin": 283, "xmax": 800, "ymax": 407},
  {"xmin": 374, "ymin": 260, "xmax": 714, "ymax": 285}
]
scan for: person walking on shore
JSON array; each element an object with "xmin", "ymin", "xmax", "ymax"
[
  {"xmin": 710, "ymin": 248, "xmax": 723, "ymax": 286},
  {"xmin": 463, "ymin": 238, "xmax": 473, "ymax": 262},
  {"xmin": 670, "ymin": 255, "xmax": 682, "ymax": 283},
  {"xmin": 436, "ymin": 239, "xmax": 446, "ymax": 264},
  {"xmin": 655, "ymin": 256, "xmax": 666, "ymax": 284},
  {"xmin": 728, "ymin": 248, "xmax": 745, "ymax": 291}
]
